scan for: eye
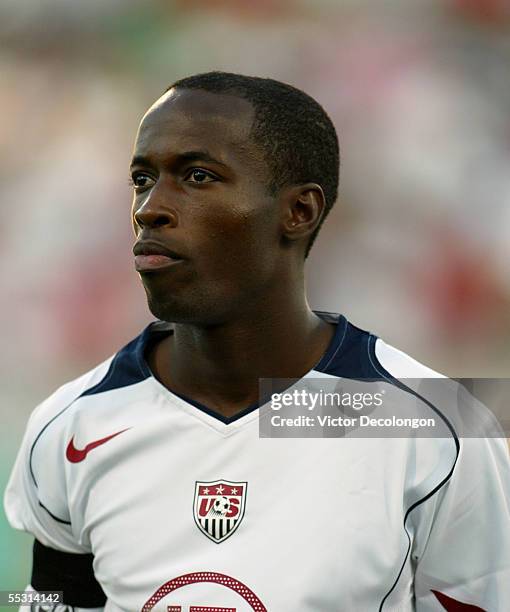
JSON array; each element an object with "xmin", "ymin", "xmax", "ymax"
[
  {"xmin": 130, "ymin": 173, "xmax": 156, "ymax": 190},
  {"xmin": 184, "ymin": 168, "xmax": 217, "ymax": 184}
]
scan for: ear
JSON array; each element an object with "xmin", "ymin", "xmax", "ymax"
[{"xmin": 281, "ymin": 183, "xmax": 326, "ymax": 244}]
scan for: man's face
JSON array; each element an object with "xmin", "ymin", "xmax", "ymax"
[{"xmin": 130, "ymin": 88, "xmax": 282, "ymax": 324}]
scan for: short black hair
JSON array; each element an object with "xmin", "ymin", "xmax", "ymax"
[{"xmin": 166, "ymin": 71, "xmax": 340, "ymax": 256}]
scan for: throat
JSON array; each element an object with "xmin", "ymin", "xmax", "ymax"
[{"xmin": 145, "ymin": 314, "xmax": 336, "ymax": 421}]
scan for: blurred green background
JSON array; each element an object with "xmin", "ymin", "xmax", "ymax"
[{"xmin": 1, "ymin": 0, "xmax": 510, "ymax": 601}]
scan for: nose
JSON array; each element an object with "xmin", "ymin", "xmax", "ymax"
[{"xmin": 132, "ymin": 189, "xmax": 178, "ymax": 231}]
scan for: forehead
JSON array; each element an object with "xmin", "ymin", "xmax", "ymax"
[{"xmin": 134, "ymin": 89, "xmax": 259, "ymax": 165}]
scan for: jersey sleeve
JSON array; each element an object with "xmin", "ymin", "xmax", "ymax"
[
  {"xmin": 374, "ymin": 338, "xmax": 510, "ymax": 609},
  {"xmin": 4, "ymin": 390, "xmax": 87, "ymax": 552},
  {"xmin": 411, "ymin": 434, "xmax": 510, "ymax": 611},
  {"xmin": 4, "ymin": 359, "xmax": 113, "ymax": 609},
  {"xmin": 4, "ymin": 357, "xmax": 112, "ymax": 550}
]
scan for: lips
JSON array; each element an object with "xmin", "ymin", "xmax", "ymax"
[
  {"xmin": 133, "ymin": 240, "xmax": 183, "ymax": 259},
  {"xmin": 133, "ymin": 240, "xmax": 185, "ymax": 272}
]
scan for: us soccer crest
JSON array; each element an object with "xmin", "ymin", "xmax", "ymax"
[{"xmin": 194, "ymin": 480, "xmax": 247, "ymax": 543}]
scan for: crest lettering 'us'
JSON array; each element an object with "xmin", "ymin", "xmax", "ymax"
[{"xmin": 193, "ymin": 480, "xmax": 247, "ymax": 543}]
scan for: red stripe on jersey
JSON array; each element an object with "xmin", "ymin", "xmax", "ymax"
[{"xmin": 431, "ymin": 589, "xmax": 486, "ymax": 611}]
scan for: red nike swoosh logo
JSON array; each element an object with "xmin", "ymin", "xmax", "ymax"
[
  {"xmin": 66, "ymin": 429, "xmax": 130, "ymax": 463},
  {"xmin": 432, "ymin": 590, "xmax": 486, "ymax": 611}
]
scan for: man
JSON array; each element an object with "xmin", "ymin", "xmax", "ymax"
[{"xmin": 4, "ymin": 72, "xmax": 510, "ymax": 611}]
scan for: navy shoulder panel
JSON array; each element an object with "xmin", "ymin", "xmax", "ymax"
[
  {"xmin": 315, "ymin": 313, "xmax": 380, "ymax": 379},
  {"xmin": 81, "ymin": 320, "xmax": 172, "ymax": 398}
]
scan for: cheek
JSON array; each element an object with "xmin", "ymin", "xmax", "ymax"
[
  {"xmin": 207, "ymin": 211, "xmax": 274, "ymax": 259},
  {"xmin": 194, "ymin": 205, "xmax": 279, "ymax": 280},
  {"xmin": 215, "ymin": 194, "xmax": 277, "ymax": 243}
]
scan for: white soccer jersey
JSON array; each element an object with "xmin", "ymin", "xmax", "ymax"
[{"xmin": 5, "ymin": 313, "xmax": 510, "ymax": 611}]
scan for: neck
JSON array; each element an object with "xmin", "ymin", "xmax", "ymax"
[{"xmin": 150, "ymin": 280, "xmax": 335, "ymax": 418}]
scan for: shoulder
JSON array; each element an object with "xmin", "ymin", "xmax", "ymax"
[
  {"xmin": 26, "ymin": 321, "xmax": 170, "ymax": 436},
  {"xmin": 369, "ymin": 330, "xmax": 510, "ymax": 497},
  {"xmin": 21, "ymin": 324, "xmax": 159, "ymax": 486},
  {"xmin": 316, "ymin": 312, "xmax": 445, "ymax": 380},
  {"xmin": 372, "ymin": 337, "xmax": 446, "ymax": 379},
  {"xmin": 16, "ymin": 355, "xmax": 117, "ymax": 527},
  {"xmin": 4, "ymin": 325, "xmax": 160, "ymax": 540},
  {"xmin": 26, "ymin": 356, "xmax": 114, "ymax": 439}
]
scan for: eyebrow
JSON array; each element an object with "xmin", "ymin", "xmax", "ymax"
[{"xmin": 130, "ymin": 150, "xmax": 229, "ymax": 169}]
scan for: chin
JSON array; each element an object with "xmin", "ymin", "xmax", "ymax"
[
  {"xmin": 143, "ymin": 279, "xmax": 242, "ymax": 326},
  {"xmin": 148, "ymin": 295, "xmax": 245, "ymax": 327},
  {"xmin": 146, "ymin": 295, "xmax": 226, "ymax": 326},
  {"xmin": 147, "ymin": 296, "xmax": 197, "ymax": 323}
]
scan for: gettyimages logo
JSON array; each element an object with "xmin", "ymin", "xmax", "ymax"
[
  {"xmin": 259, "ymin": 377, "xmax": 509, "ymax": 439},
  {"xmin": 270, "ymin": 387, "xmax": 384, "ymax": 413}
]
